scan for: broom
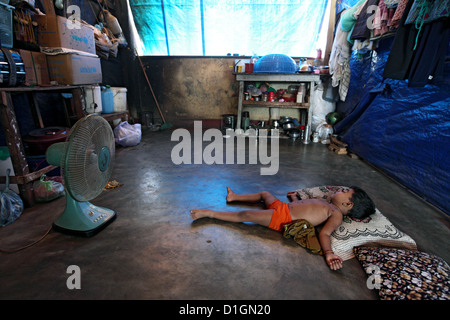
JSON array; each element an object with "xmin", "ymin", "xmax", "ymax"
[{"xmin": 135, "ymin": 50, "xmax": 172, "ymax": 130}]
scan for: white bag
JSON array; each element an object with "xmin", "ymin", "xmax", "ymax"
[
  {"xmin": 114, "ymin": 121, "xmax": 142, "ymax": 147},
  {"xmin": 310, "ymin": 81, "xmax": 336, "ymax": 132}
]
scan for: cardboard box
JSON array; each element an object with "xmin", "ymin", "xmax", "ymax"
[
  {"xmin": 35, "ymin": 15, "xmax": 95, "ymax": 54},
  {"xmin": 46, "ymin": 53, "xmax": 102, "ymax": 85},
  {"xmin": 19, "ymin": 50, "xmax": 50, "ymax": 86}
]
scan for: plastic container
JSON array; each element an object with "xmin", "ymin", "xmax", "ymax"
[
  {"xmin": 253, "ymin": 54, "xmax": 297, "ymax": 73},
  {"xmin": 23, "ymin": 127, "xmax": 69, "ymax": 156},
  {"xmin": 318, "ymin": 124, "xmax": 333, "ymax": 144},
  {"xmin": 101, "ymin": 85, "xmax": 114, "ymax": 114},
  {"xmin": 245, "ymin": 63, "xmax": 254, "ymax": 73},
  {"xmin": 84, "ymin": 85, "xmax": 102, "ymax": 114},
  {"xmin": 0, "ymin": 147, "xmax": 18, "ymax": 193},
  {"xmin": 250, "ymin": 54, "xmax": 259, "ymax": 64},
  {"xmin": 111, "ymin": 87, "xmax": 127, "ymax": 112}
]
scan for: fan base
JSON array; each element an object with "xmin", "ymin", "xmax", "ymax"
[
  {"xmin": 53, "ymin": 195, "xmax": 117, "ymax": 237},
  {"xmin": 53, "ymin": 213, "xmax": 116, "ymax": 238}
]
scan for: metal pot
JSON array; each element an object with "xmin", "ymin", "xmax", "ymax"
[
  {"xmin": 272, "ymin": 120, "xmax": 280, "ymax": 129},
  {"xmin": 279, "ymin": 116, "xmax": 292, "ymax": 125},
  {"xmin": 282, "ymin": 122, "xmax": 295, "ymax": 130}
]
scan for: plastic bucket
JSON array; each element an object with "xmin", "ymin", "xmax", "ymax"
[
  {"xmin": 0, "ymin": 147, "xmax": 19, "ymax": 193},
  {"xmin": 111, "ymin": 87, "xmax": 127, "ymax": 112},
  {"xmin": 84, "ymin": 85, "xmax": 102, "ymax": 114}
]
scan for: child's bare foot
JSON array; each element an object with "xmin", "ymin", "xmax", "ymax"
[
  {"xmin": 226, "ymin": 186, "xmax": 237, "ymax": 202},
  {"xmin": 190, "ymin": 209, "xmax": 213, "ymax": 220}
]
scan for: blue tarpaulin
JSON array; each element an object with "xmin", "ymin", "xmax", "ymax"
[
  {"xmin": 334, "ymin": 32, "xmax": 450, "ymax": 215},
  {"xmin": 129, "ymin": 0, "xmax": 329, "ymax": 56}
]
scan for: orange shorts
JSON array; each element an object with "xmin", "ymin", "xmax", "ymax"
[{"xmin": 267, "ymin": 199, "xmax": 292, "ymax": 231}]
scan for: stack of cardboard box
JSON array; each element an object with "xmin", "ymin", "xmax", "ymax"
[{"xmin": 26, "ymin": 1, "xmax": 103, "ymax": 86}]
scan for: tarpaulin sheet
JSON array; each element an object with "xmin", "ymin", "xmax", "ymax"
[
  {"xmin": 129, "ymin": 0, "xmax": 328, "ymax": 56},
  {"xmin": 334, "ymin": 36, "xmax": 450, "ymax": 215}
]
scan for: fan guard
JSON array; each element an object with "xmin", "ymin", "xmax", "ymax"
[{"xmin": 62, "ymin": 115, "xmax": 115, "ymax": 201}]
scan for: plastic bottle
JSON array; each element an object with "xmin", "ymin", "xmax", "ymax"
[
  {"xmin": 250, "ymin": 54, "xmax": 259, "ymax": 64},
  {"xmin": 313, "ymin": 49, "xmax": 323, "ymax": 67},
  {"xmin": 241, "ymin": 111, "xmax": 250, "ymax": 130},
  {"xmin": 297, "ymin": 83, "xmax": 306, "ymax": 103},
  {"xmin": 101, "ymin": 85, "xmax": 114, "ymax": 114}
]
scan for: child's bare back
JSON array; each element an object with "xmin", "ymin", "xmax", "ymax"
[{"xmin": 288, "ymin": 199, "xmax": 342, "ymax": 227}]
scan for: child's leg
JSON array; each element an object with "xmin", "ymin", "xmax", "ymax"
[
  {"xmin": 226, "ymin": 187, "xmax": 277, "ymax": 208},
  {"xmin": 190, "ymin": 208, "xmax": 273, "ymax": 227}
]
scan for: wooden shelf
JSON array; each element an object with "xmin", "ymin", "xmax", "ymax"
[
  {"xmin": 100, "ymin": 111, "xmax": 129, "ymax": 122},
  {"xmin": 0, "ymin": 85, "xmax": 81, "ymax": 93},
  {"xmin": 242, "ymin": 100, "xmax": 309, "ymax": 109}
]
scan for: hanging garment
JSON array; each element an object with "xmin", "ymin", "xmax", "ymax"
[
  {"xmin": 350, "ymin": 0, "xmax": 381, "ymax": 41},
  {"xmin": 383, "ymin": 0, "xmax": 449, "ymax": 86},
  {"xmin": 382, "ymin": 0, "xmax": 416, "ymax": 79},
  {"xmin": 329, "ymin": 20, "xmax": 352, "ymax": 101},
  {"xmin": 391, "ymin": 0, "xmax": 412, "ymax": 28},
  {"xmin": 405, "ymin": 0, "xmax": 450, "ymax": 25},
  {"xmin": 407, "ymin": 18, "xmax": 449, "ymax": 87}
]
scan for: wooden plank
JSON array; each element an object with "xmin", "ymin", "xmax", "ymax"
[
  {"xmin": 0, "ymin": 165, "xmax": 58, "ymax": 185},
  {"xmin": 70, "ymin": 86, "xmax": 86, "ymax": 119},
  {"xmin": 330, "ymin": 134, "xmax": 348, "ymax": 147},
  {"xmin": 242, "ymin": 101, "xmax": 310, "ymax": 109},
  {"xmin": 0, "ymin": 91, "xmax": 35, "ymax": 206},
  {"xmin": 328, "ymin": 143, "xmax": 347, "ymax": 155},
  {"xmin": 0, "ymin": 85, "xmax": 80, "ymax": 93}
]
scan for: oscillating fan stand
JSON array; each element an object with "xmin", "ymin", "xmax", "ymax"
[
  {"xmin": 53, "ymin": 193, "xmax": 116, "ymax": 237},
  {"xmin": 46, "ymin": 115, "xmax": 117, "ymax": 237}
]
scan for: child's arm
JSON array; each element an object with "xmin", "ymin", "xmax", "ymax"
[{"xmin": 319, "ymin": 210, "xmax": 343, "ymax": 270}]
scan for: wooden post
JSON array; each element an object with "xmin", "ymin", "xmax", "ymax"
[{"xmin": 324, "ymin": 0, "xmax": 337, "ymax": 66}]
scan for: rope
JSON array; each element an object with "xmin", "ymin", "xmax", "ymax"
[{"xmin": 413, "ymin": 0, "xmax": 431, "ymax": 51}]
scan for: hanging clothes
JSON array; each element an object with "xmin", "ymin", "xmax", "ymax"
[
  {"xmin": 406, "ymin": 19, "xmax": 449, "ymax": 87},
  {"xmin": 405, "ymin": 0, "xmax": 450, "ymax": 25},
  {"xmin": 350, "ymin": 0, "xmax": 380, "ymax": 41},
  {"xmin": 329, "ymin": 17, "xmax": 353, "ymax": 101},
  {"xmin": 391, "ymin": 0, "xmax": 412, "ymax": 28},
  {"xmin": 383, "ymin": 0, "xmax": 450, "ymax": 86}
]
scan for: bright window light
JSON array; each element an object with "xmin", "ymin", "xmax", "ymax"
[{"xmin": 129, "ymin": 0, "xmax": 330, "ymax": 57}]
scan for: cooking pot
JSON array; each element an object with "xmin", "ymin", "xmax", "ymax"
[
  {"xmin": 279, "ymin": 116, "xmax": 293, "ymax": 125},
  {"xmin": 289, "ymin": 128, "xmax": 300, "ymax": 140},
  {"xmin": 282, "ymin": 122, "xmax": 295, "ymax": 130}
]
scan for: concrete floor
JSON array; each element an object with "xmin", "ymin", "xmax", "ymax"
[{"xmin": 0, "ymin": 127, "xmax": 449, "ymax": 300}]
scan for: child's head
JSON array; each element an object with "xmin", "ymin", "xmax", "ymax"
[{"xmin": 347, "ymin": 186, "xmax": 376, "ymax": 219}]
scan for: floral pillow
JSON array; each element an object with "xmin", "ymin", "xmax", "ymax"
[
  {"xmin": 289, "ymin": 186, "xmax": 417, "ymax": 260},
  {"xmin": 354, "ymin": 247, "xmax": 450, "ymax": 300}
]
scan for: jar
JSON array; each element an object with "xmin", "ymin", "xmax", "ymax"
[
  {"xmin": 312, "ymin": 132, "xmax": 320, "ymax": 143},
  {"xmin": 262, "ymin": 92, "xmax": 268, "ymax": 102},
  {"xmin": 319, "ymin": 124, "xmax": 333, "ymax": 144}
]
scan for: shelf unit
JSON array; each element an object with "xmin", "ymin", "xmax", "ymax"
[
  {"xmin": 0, "ymin": 85, "xmax": 129, "ymax": 207},
  {"xmin": 235, "ymin": 72, "xmax": 322, "ymax": 130}
]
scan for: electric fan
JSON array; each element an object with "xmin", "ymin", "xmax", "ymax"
[{"xmin": 46, "ymin": 115, "xmax": 116, "ymax": 237}]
